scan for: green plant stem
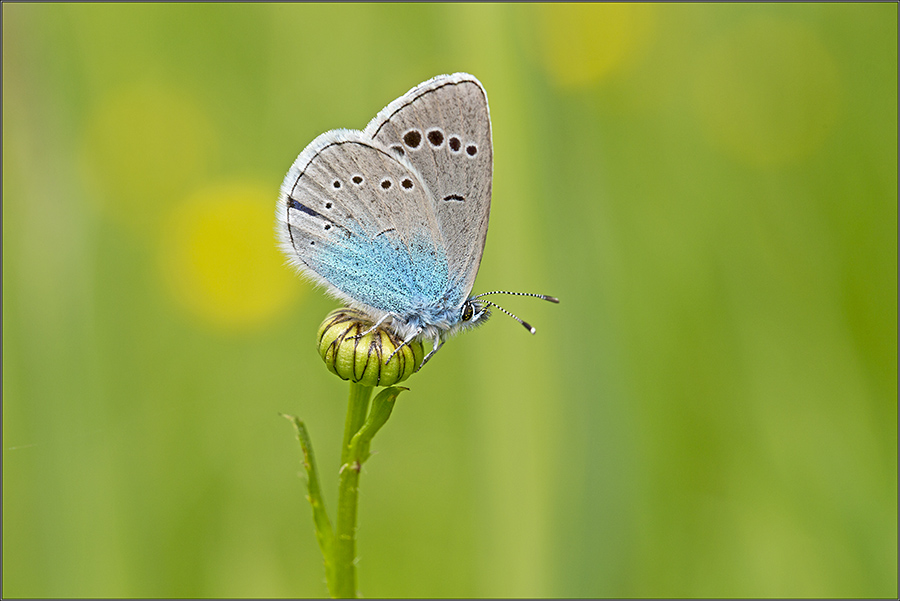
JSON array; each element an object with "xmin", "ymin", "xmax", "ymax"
[
  {"xmin": 341, "ymin": 383, "xmax": 373, "ymax": 464},
  {"xmin": 288, "ymin": 384, "xmax": 405, "ymax": 598},
  {"xmin": 333, "ymin": 382, "xmax": 373, "ymax": 598}
]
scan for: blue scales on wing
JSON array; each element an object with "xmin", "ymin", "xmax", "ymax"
[{"xmin": 277, "ymin": 130, "xmax": 459, "ymax": 318}]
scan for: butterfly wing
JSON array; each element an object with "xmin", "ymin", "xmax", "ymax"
[
  {"xmin": 277, "ymin": 129, "xmax": 450, "ymax": 318},
  {"xmin": 364, "ymin": 73, "xmax": 492, "ymax": 303}
]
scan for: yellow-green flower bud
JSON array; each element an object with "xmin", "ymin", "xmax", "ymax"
[{"xmin": 316, "ymin": 308, "xmax": 424, "ymax": 387}]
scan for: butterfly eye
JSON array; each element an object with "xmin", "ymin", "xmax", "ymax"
[{"xmin": 461, "ymin": 302, "xmax": 474, "ymax": 322}]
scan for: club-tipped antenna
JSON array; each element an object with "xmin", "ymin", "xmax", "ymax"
[
  {"xmin": 481, "ymin": 299, "xmax": 538, "ymax": 334},
  {"xmin": 473, "ymin": 290, "xmax": 559, "ymax": 304}
]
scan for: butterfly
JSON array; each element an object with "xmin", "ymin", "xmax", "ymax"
[{"xmin": 276, "ymin": 73, "xmax": 557, "ymax": 368}]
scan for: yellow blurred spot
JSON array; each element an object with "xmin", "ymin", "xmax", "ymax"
[
  {"xmin": 160, "ymin": 183, "xmax": 302, "ymax": 331},
  {"xmin": 82, "ymin": 83, "xmax": 216, "ymax": 232},
  {"xmin": 693, "ymin": 17, "xmax": 840, "ymax": 166},
  {"xmin": 536, "ymin": 3, "xmax": 655, "ymax": 89}
]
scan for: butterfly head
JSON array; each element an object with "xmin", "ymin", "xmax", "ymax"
[{"xmin": 459, "ymin": 297, "xmax": 491, "ymax": 330}]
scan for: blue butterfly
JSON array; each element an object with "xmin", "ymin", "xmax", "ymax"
[{"xmin": 277, "ymin": 73, "xmax": 557, "ymax": 367}]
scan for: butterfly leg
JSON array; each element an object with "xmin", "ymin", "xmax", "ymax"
[
  {"xmin": 355, "ymin": 313, "xmax": 394, "ymax": 339},
  {"xmin": 418, "ymin": 332, "xmax": 444, "ymax": 369},
  {"xmin": 385, "ymin": 327, "xmax": 423, "ymax": 364}
]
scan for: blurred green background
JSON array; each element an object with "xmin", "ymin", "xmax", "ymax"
[{"xmin": 3, "ymin": 3, "xmax": 896, "ymax": 598}]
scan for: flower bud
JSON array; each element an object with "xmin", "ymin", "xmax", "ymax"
[{"xmin": 316, "ymin": 308, "xmax": 423, "ymax": 387}]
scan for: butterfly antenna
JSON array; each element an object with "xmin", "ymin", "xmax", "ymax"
[
  {"xmin": 481, "ymin": 300, "xmax": 540, "ymax": 334},
  {"xmin": 473, "ymin": 290, "xmax": 560, "ymax": 304}
]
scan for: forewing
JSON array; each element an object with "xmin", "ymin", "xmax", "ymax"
[{"xmin": 364, "ymin": 73, "xmax": 492, "ymax": 300}]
